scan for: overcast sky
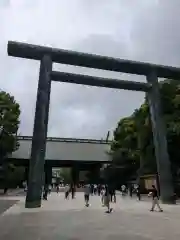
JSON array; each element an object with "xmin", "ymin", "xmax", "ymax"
[{"xmin": 0, "ymin": 0, "xmax": 180, "ymax": 139}]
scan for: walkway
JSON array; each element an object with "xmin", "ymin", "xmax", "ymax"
[{"xmin": 0, "ymin": 193, "xmax": 180, "ymax": 239}]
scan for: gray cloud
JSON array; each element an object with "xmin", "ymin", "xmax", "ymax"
[
  {"xmin": 0, "ymin": 0, "xmax": 179, "ymax": 139},
  {"xmin": 130, "ymin": 0, "xmax": 180, "ymax": 66}
]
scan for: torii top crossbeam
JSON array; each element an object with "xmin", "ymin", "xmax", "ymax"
[{"xmin": 8, "ymin": 41, "xmax": 180, "ymax": 80}]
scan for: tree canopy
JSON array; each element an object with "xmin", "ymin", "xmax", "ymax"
[
  {"xmin": 0, "ymin": 91, "xmax": 20, "ymax": 161},
  {"xmin": 57, "ymin": 168, "xmax": 72, "ymax": 183},
  {"xmin": 108, "ymin": 80, "xmax": 180, "ymax": 186}
]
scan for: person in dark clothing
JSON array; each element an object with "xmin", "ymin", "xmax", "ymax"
[
  {"xmin": 3, "ymin": 187, "xmax": 8, "ymax": 195},
  {"xmin": 56, "ymin": 184, "xmax": 60, "ymax": 194},
  {"xmin": 149, "ymin": 185, "xmax": 163, "ymax": 212},
  {"xmin": 136, "ymin": 186, "xmax": 141, "ymax": 201},
  {"xmin": 43, "ymin": 184, "xmax": 48, "ymax": 200},
  {"xmin": 71, "ymin": 184, "xmax": 75, "ymax": 199},
  {"xmin": 94, "ymin": 184, "xmax": 97, "ymax": 195},
  {"xmin": 90, "ymin": 184, "xmax": 94, "ymax": 195},
  {"xmin": 109, "ymin": 188, "xmax": 113, "ymax": 202},
  {"xmin": 97, "ymin": 184, "xmax": 101, "ymax": 196},
  {"xmin": 104, "ymin": 185, "xmax": 113, "ymax": 213},
  {"xmin": 109, "ymin": 186, "xmax": 116, "ymax": 203},
  {"xmin": 129, "ymin": 185, "xmax": 133, "ymax": 198}
]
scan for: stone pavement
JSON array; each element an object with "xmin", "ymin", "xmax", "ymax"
[
  {"xmin": 0, "ymin": 192, "xmax": 180, "ymax": 240},
  {"xmin": 0, "ymin": 188, "xmax": 24, "ymax": 196}
]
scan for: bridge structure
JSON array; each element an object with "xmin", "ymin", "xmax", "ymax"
[{"xmin": 7, "ymin": 40, "xmax": 178, "ymax": 208}]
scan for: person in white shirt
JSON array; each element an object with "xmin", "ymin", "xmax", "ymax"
[
  {"xmin": 101, "ymin": 186, "xmax": 105, "ymax": 206},
  {"xmin": 94, "ymin": 184, "xmax": 97, "ymax": 195},
  {"xmin": 23, "ymin": 181, "xmax": 27, "ymax": 192},
  {"xmin": 84, "ymin": 184, "xmax": 90, "ymax": 207},
  {"xmin": 48, "ymin": 184, "xmax": 52, "ymax": 194},
  {"xmin": 121, "ymin": 185, "xmax": 126, "ymax": 196}
]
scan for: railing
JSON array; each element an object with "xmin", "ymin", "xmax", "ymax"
[{"xmin": 17, "ymin": 136, "xmax": 111, "ymax": 144}]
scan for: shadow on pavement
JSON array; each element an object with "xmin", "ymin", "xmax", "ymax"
[{"xmin": 0, "ymin": 200, "xmax": 19, "ymax": 215}]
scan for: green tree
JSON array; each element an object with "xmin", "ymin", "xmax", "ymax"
[
  {"xmin": 0, "ymin": 91, "xmax": 20, "ymax": 161},
  {"xmin": 57, "ymin": 168, "xmax": 71, "ymax": 183},
  {"xmin": 6, "ymin": 165, "xmax": 25, "ymax": 187},
  {"xmin": 109, "ymin": 80, "xmax": 180, "ymax": 188}
]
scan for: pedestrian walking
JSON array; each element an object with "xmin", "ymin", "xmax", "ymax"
[
  {"xmin": 43, "ymin": 184, "xmax": 48, "ymax": 200},
  {"xmin": 94, "ymin": 184, "xmax": 97, "ymax": 195},
  {"xmin": 104, "ymin": 185, "xmax": 113, "ymax": 213},
  {"xmin": 109, "ymin": 185, "xmax": 116, "ymax": 203},
  {"xmin": 101, "ymin": 186, "xmax": 105, "ymax": 206},
  {"xmin": 23, "ymin": 181, "xmax": 27, "ymax": 192},
  {"xmin": 121, "ymin": 185, "xmax": 126, "ymax": 196},
  {"xmin": 111, "ymin": 189, "xmax": 116, "ymax": 203},
  {"xmin": 97, "ymin": 184, "xmax": 101, "ymax": 196},
  {"xmin": 48, "ymin": 184, "xmax": 52, "ymax": 194},
  {"xmin": 136, "ymin": 186, "xmax": 141, "ymax": 201},
  {"xmin": 129, "ymin": 184, "xmax": 133, "ymax": 198},
  {"xmin": 71, "ymin": 184, "xmax": 75, "ymax": 199},
  {"xmin": 148, "ymin": 185, "xmax": 163, "ymax": 212},
  {"xmin": 64, "ymin": 184, "xmax": 70, "ymax": 199},
  {"xmin": 56, "ymin": 184, "xmax": 60, "ymax": 194},
  {"xmin": 90, "ymin": 184, "xmax": 94, "ymax": 195},
  {"xmin": 84, "ymin": 184, "xmax": 90, "ymax": 207}
]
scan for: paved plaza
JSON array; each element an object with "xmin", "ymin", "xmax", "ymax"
[{"xmin": 0, "ymin": 192, "xmax": 180, "ymax": 240}]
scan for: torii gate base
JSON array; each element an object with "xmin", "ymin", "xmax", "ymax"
[{"xmin": 7, "ymin": 41, "xmax": 177, "ymax": 207}]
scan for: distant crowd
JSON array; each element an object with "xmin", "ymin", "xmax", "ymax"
[{"xmin": 34, "ymin": 182, "xmax": 163, "ymax": 213}]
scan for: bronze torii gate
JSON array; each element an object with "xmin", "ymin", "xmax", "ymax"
[{"xmin": 8, "ymin": 41, "xmax": 178, "ymax": 208}]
